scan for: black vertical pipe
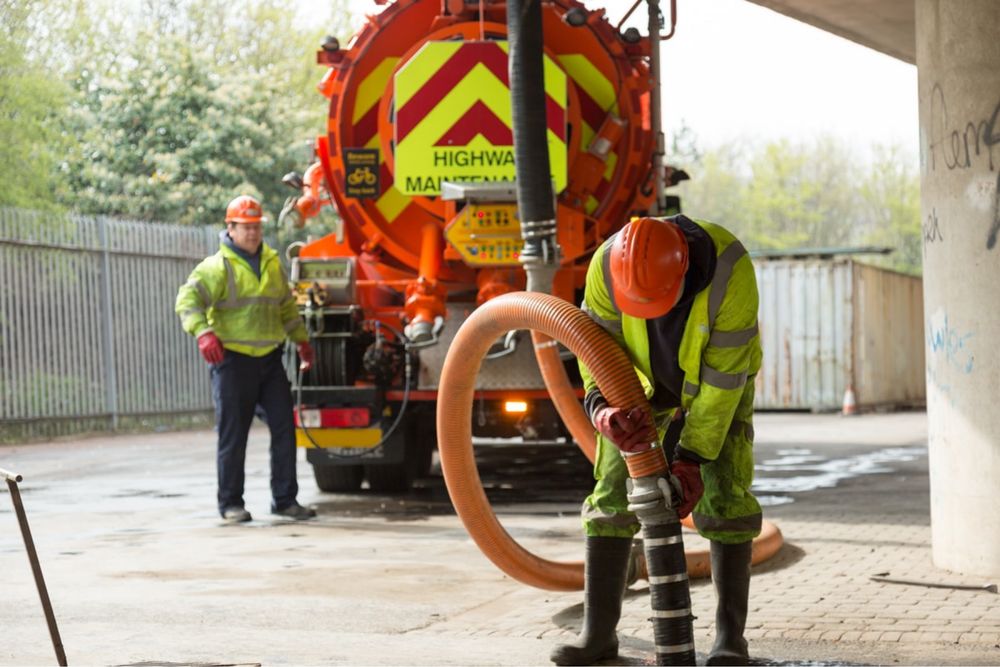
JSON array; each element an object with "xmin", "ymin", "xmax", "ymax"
[
  {"xmin": 506, "ymin": 0, "xmax": 556, "ymax": 261},
  {"xmin": 643, "ymin": 516, "xmax": 697, "ymax": 665},
  {"xmin": 627, "ymin": 473, "xmax": 697, "ymax": 665}
]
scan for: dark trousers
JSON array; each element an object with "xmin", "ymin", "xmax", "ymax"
[{"xmin": 211, "ymin": 348, "xmax": 298, "ymax": 515}]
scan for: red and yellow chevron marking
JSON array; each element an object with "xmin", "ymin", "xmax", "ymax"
[
  {"xmin": 394, "ymin": 41, "xmax": 567, "ymax": 196},
  {"xmin": 557, "ymin": 54, "xmax": 620, "ymax": 215},
  {"xmin": 348, "ymin": 57, "xmax": 411, "ymax": 223}
]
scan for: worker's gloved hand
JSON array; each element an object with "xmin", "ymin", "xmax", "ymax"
[
  {"xmin": 297, "ymin": 341, "xmax": 315, "ymax": 371},
  {"xmin": 669, "ymin": 457, "xmax": 704, "ymax": 519},
  {"xmin": 593, "ymin": 406, "xmax": 657, "ymax": 453},
  {"xmin": 197, "ymin": 332, "xmax": 224, "ymax": 365}
]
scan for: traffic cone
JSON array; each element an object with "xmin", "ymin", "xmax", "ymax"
[{"xmin": 841, "ymin": 384, "xmax": 858, "ymax": 416}]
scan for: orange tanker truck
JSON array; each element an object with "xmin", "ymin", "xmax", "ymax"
[{"xmin": 279, "ymin": 0, "xmax": 680, "ymax": 493}]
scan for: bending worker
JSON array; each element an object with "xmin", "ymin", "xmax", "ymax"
[
  {"xmin": 552, "ymin": 215, "xmax": 762, "ymax": 666},
  {"xmin": 175, "ymin": 195, "xmax": 317, "ymax": 523}
]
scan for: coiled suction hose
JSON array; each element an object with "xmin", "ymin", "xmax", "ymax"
[
  {"xmin": 438, "ymin": 292, "xmax": 637, "ymax": 590},
  {"xmin": 437, "ymin": 291, "xmax": 782, "ymax": 591},
  {"xmin": 528, "ymin": 311, "xmax": 782, "ymax": 582}
]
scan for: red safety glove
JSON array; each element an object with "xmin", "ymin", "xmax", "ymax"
[
  {"xmin": 197, "ymin": 332, "xmax": 224, "ymax": 365},
  {"xmin": 670, "ymin": 457, "xmax": 704, "ymax": 519},
  {"xmin": 297, "ymin": 341, "xmax": 315, "ymax": 371},
  {"xmin": 593, "ymin": 406, "xmax": 657, "ymax": 453}
]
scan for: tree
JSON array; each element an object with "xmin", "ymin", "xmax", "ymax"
[
  {"xmin": 735, "ymin": 136, "xmax": 856, "ymax": 250},
  {"xmin": 857, "ymin": 144, "xmax": 922, "ymax": 274},
  {"xmin": 0, "ymin": 0, "xmax": 68, "ymax": 209},
  {"xmin": 671, "ymin": 134, "xmax": 920, "ymax": 273},
  {"xmin": 26, "ymin": 0, "xmax": 351, "ymax": 224}
]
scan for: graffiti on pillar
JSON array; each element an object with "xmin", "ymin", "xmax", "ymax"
[
  {"xmin": 923, "ymin": 208, "xmax": 944, "ymax": 245},
  {"xmin": 926, "ymin": 309, "xmax": 975, "ymax": 375},
  {"xmin": 926, "ymin": 85, "xmax": 1000, "ymax": 250},
  {"xmin": 927, "ymin": 85, "xmax": 1000, "ymax": 171},
  {"xmin": 988, "ymin": 171, "xmax": 1000, "ymax": 250}
]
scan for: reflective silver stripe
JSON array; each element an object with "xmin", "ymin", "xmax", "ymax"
[
  {"xmin": 692, "ymin": 511, "xmax": 762, "ymax": 534},
  {"xmin": 581, "ymin": 501, "xmax": 638, "ymax": 527},
  {"xmin": 707, "ymin": 240, "xmax": 747, "ymax": 329},
  {"xmin": 224, "ymin": 338, "xmax": 283, "ymax": 348},
  {"xmin": 216, "ymin": 296, "xmax": 284, "ymax": 310},
  {"xmin": 649, "ymin": 573, "xmax": 688, "ymax": 584},
  {"xmin": 656, "ymin": 642, "xmax": 696, "ymax": 655},
  {"xmin": 700, "ymin": 363, "xmax": 748, "ymax": 390},
  {"xmin": 651, "ymin": 608, "xmax": 691, "ymax": 619},
  {"xmin": 219, "ymin": 257, "xmax": 242, "ymax": 308},
  {"xmin": 600, "ymin": 235, "xmax": 619, "ymax": 312},
  {"xmin": 582, "ymin": 300, "xmax": 623, "ymax": 336},
  {"xmin": 283, "ymin": 317, "xmax": 304, "ymax": 333},
  {"xmin": 709, "ymin": 321, "xmax": 759, "ymax": 348},
  {"xmin": 186, "ymin": 278, "xmax": 212, "ymax": 306},
  {"xmin": 645, "ymin": 535, "xmax": 683, "ymax": 547},
  {"xmin": 683, "ymin": 381, "xmax": 700, "ymax": 397}
]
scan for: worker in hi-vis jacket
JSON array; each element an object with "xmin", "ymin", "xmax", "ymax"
[
  {"xmin": 176, "ymin": 195, "xmax": 317, "ymax": 524},
  {"xmin": 551, "ymin": 215, "xmax": 762, "ymax": 666}
]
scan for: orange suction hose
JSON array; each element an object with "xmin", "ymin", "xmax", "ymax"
[
  {"xmin": 437, "ymin": 291, "xmax": 783, "ymax": 591},
  {"xmin": 530, "ymin": 331, "xmax": 597, "ymax": 462}
]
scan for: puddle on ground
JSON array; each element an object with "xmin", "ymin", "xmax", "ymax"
[
  {"xmin": 755, "ymin": 494, "xmax": 795, "ymax": 507},
  {"xmin": 624, "ymin": 653, "xmax": 865, "ymax": 666},
  {"xmin": 752, "ymin": 445, "xmax": 925, "ymax": 504},
  {"xmin": 752, "ymin": 661, "xmax": 866, "ymax": 667}
]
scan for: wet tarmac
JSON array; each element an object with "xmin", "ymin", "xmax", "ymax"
[{"xmin": 4, "ymin": 410, "xmax": 989, "ymax": 666}]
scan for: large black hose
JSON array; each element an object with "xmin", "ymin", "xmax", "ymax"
[
  {"xmin": 507, "ymin": 0, "xmax": 557, "ymax": 264},
  {"xmin": 627, "ymin": 471, "xmax": 697, "ymax": 665}
]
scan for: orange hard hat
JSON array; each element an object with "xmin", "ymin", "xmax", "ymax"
[
  {"xmin": 225, "ymin": 195, "xmax": 266, "ymax": 224},
  {"xmin": 608, "ymin": 217, "xmax": 689, "ymax": 319}
]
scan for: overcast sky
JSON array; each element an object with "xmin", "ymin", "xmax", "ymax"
[{"xmin": 319, "ymin": 0, "xmax": 919, "ymax": 156}]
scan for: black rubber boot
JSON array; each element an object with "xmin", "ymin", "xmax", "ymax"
[
  {"xmin": 707, "ymin": 540, "xmax": 752, "ymax": 666},
  {"xmin": 550, "ymin": 536, "xmax": 632, "ymax": 666}
]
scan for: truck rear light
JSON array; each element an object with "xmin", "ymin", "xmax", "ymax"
[
  {"xmin": 503, "ymin": 400, "xmax": 528, "ymax": 414},
  {"xmin": 295, "ymin": 408, "xmax": 370, "ymax": 428}
]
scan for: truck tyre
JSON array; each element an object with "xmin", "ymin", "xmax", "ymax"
[
  {"xmin": 312, "ymin": 462, "xmax": 364, "ymax": 493},
  {"xmin": 364, "ymin": 461, "xmax": 412, "ymax": 494},
  {"xmin": 365, "ymin": 420, "xmax": 434, "ymax": 493}
]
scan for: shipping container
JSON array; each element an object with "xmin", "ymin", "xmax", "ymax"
[{"xmin": 754, "ymin": 257, "xmax": 925, "ymax": 411}]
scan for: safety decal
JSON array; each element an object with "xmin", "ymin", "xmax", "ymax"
[
  {"xmin": 393, "ymin": 41, "xmax": 567, "ymax": 196},
  {"xmin": 344, "ymin": 149, "xmax": 381, "ymax": 199}
]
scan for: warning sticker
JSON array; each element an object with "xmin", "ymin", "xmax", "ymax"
[{"xmin": 344, "ymin": 149, "xmax": 380, "ymax": 199}]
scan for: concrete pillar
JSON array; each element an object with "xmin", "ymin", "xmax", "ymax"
[{"xmin": 916, "ymin": 0, "xmax": 1000, "ymax": 577}]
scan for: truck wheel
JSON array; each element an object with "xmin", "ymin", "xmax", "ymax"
[
  {"xmin": 365, "ymin": 420, "xmax": 434, "ymax": 493},
  {"xmin": 312, "ymin": 462, "xmax": 364, "ymax": 493},
  {"xmin": 364, "ymin": 462, "xmax": 411, "ymax": 493}
]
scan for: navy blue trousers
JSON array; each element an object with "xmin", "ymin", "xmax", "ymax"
[{"xmin": 210, "ymin": 348, "xmax": 298, "ymax": 515}]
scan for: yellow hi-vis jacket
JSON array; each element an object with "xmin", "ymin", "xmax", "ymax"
[
  {"xmin": 580, "ymin": 218, "xmax": 761, "ymax": 461},
  {"xmin": 175, "ymin": 240, "xmax": 307, "ymax": 357},
  {"xmin": 579, "ymin": 218, "xmax": 763, "ymax": 543}
]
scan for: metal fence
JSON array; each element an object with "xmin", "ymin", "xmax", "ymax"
[{"xmin": 0, "ymin": 207, "xmax": 220, "ymax": 441}]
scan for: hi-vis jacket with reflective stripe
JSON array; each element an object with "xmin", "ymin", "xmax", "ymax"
[
  {"xmin": 580, "ymin": 218, "xmax": 762, "ymax": 462},
  {"xmin": 175, "ymin": 241, "xmax": 308, "ymax": 357}
]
